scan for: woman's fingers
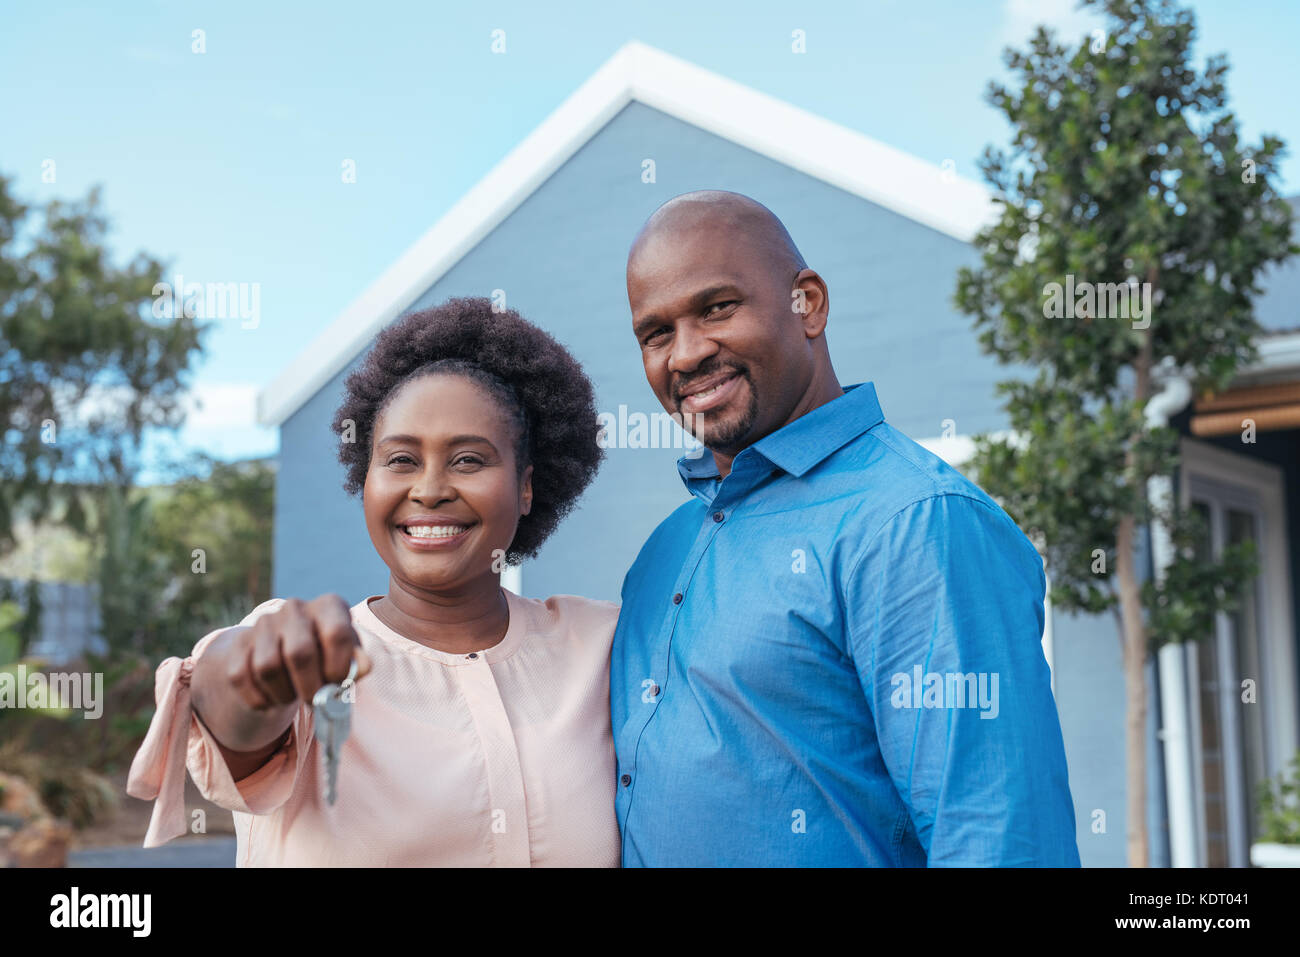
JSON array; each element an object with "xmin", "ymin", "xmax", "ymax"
[
  {"xmin": 310, "ymin": 594, "xmax": 361, "ymax": 685},
  {"xmin": 282, "ymin": 608, "xmax": 326, "ymax": 704},
  {"xmin": 227, "ymin": 596, "xmax": 372, "ymax": 711},
  {"xmin": 249, "ymin": 620, "xmax": 298, "ymax": 706},
  {"xmin": 227, "ymin": 628, "xmax": 274, "ymax": 711}
]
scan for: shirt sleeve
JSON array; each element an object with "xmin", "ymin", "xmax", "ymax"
[
  {"xmin": 125, "ymin": 598, "xmax": 314, "ymax": 848},
  {"xmin": 845, "ymin": 493, "xmax": 1080, "ymax": 866}
]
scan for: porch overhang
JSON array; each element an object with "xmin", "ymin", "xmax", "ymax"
[{"xmin": 1189, "ymin": 331, "xmax": 1300, "ymax": 436}]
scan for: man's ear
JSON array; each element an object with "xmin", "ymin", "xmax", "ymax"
[
  {"xmin": 520, "ymin": 464, "xmax": 534, "ymax": 516},
  {"xmin": 792, "ymin": 270, "xmax": 829, "ymax": 338}
]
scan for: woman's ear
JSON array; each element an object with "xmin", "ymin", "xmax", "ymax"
[{"xmin": 520, "ymin": 464, "xmax": 534, "ymax": 516}]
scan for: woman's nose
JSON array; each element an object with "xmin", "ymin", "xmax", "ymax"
[{"xmin": 409, "ymin": 467, "xmax": 455, "ymax": 504}]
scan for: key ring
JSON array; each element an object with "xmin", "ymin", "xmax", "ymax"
[{"xmin": 313, "ymin": 659, "xmax": 359, "ymax": 709}]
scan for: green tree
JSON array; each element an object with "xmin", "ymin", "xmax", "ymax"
[
  {"xmin": 0, "ymin": 173, "xmax": 205, "ymax": 554},
  {"xmin": 145, "ymin": 456, "xmax": 275, "ymax": 656},
  {"xmin": 955, "ymin": 0, "xmax": 1295, "ymax": 866},
  {"xmin": 96, "ymin": 456, "xmax": 275, "ymax": 658}
]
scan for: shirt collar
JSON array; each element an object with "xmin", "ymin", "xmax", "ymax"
[{"xmin": 676, "ymin": 382, "xmax": 885, "ymax": 490}]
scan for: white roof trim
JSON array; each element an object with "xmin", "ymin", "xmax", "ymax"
[
  {"xmin": 257, "ymin": 41, "xmax": 997, "ymax": 427},
  {"xmin": 1231, "ymin": 330, "xmax": 1300, "ymax": 386},
  {"xmin": 916, "ymin": 428, "xmax": 1021, "ymax": 468}
]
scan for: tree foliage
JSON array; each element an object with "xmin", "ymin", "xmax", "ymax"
[
  {"xmin": 0, "ymin": 173, "xmax": 205, "ymax": 554},
  {"xmin": 954, "ymin": 0, "xmax": 1294, "ymax": 866},
  {"xmin": 98, "ymin": 456, "xmax": 275, "ymax": 658},
  {"xmin": 955, "ymin": 0, "xmax": 1292, "ymax": 645}
]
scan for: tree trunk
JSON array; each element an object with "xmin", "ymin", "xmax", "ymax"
[
  {"xmin": 1116, "ymin": 510, "xmax": 1149, "ymax": 867},
  {"xmin": 1119, "ymin": 295, "xmax": 1157, "ymax": 868}
]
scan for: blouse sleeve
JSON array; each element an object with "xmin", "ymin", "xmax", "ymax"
[{"xmin": 125, "ymin": 598, "xmax": 315, "ymax": 848}]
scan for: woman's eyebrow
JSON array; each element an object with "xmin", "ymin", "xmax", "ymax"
[
  {"xmin": 445, "ymin": 434, "xmax": 498, "ymax": 451},
  {"xmin": 375, "ymin": 433, "xmax": 497, "ymax": 451}
]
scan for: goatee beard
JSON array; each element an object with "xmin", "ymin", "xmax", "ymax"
[{"xmin": 685, "ymin": 376, "xmax": 759, "ymax": 451}]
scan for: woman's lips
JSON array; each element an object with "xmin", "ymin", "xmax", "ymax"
[
  {"xmin": 396, "ymin": 524, "xmax": 474, "ymax": 550},
  {"xmin": 680, "ymin": 372, "xmax": 743, "ymax": 414}
]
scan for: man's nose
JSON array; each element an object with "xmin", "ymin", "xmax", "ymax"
[{"xmin": 668, "ymin": 321, "xmax": 718, "ymax": 377}]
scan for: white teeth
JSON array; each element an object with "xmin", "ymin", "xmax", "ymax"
[
  {"xmin": 402, "ymin": 525, "xmax": 468, "ymax": 539},
  {"xmin": 689, "ymin": 375, "xmax": 734, "ymax": 399}
]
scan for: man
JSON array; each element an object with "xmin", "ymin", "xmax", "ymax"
[{"xmin": 612, "ymin": 190, "xmax": 1080, "ymax": 866}]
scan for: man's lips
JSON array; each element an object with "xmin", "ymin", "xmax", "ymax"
[{"xmin": 678, "ymin": 370, "xmax": 744, "ymax": 414}]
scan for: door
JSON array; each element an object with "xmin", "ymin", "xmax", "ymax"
[{"xmin": 1181, "ymin": 439, "xmax": 1298, "ymax": 867}]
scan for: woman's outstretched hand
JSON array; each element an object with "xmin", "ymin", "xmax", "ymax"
[
  {"xmin": 191, "ymin": 595, "xmax": 374, "ymax": 775},
  {"xmin": 228, "ymin": 595, "xmax": 374, "ymax": 710}
]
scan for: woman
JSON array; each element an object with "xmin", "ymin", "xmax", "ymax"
[{"xmin": 127, "ymin": 297, "xmax": 620, "ymax": 866}]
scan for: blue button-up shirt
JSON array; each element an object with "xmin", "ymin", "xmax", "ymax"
[{"xmin": 611, "ymin": 382, "xmax": 1080, "ymax": 866}]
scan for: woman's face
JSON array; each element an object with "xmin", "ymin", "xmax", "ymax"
[{"xmin": 363, "ymin": 373, "xmax": 532, "ymax": 593}]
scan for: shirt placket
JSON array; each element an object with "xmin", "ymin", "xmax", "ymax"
[
  {"xmin": 619, "ymin": 495, "xmax": 740, "ymax": 818},
  {"xmin": 457, "ymin": 654, "xmax": 530, "ymax": 867}
]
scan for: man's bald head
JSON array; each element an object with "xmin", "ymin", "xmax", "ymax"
[{"xmin": 627, "ymin": 190, "xmax": 807, "ymax": 280}]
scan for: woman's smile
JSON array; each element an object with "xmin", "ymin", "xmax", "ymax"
[{"xmin": 395, "ymin": 518, "xmax": 476, "ymax": 550}]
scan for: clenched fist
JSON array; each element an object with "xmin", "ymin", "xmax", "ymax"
[{"xmin": 226, "ymin": 594, "xmax": 374, "ymax": 710}]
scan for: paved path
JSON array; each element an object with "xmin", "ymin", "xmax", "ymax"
[{"xmin": 68, "ymin": 837, "xmax": 236, "ymax": 868}]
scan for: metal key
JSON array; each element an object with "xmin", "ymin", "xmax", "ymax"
[{"xmin": 312, "ymin": 660, "xmax": 357, "ymax": 806}]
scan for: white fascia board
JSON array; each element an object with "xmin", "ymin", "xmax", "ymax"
[
  {"xmin": 916, "ymin": 429, "xmax": 1020, "ymax": 467},
  {"xmin": 1252, "ymin": 331, "xmax": 1300, "ymax": 371},
  {"xmin": 256, "ymin": 47, "xmax": 637, "ymax": 427},
  {"xmin": 1223, "ymin": 331, "xmax": 1300, "ymax": 387},
  {"xmin": 624, "ymin": 42, "xmax": 996, "ymax": 244},
  {"xmin": 258, "ymin": 41, "xmax": 997, "ymax": 427}
]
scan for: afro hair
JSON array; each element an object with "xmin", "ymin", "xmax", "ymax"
[{"xmin": 332, "ymin": 297, "xmax": 604, "ymax": 564}]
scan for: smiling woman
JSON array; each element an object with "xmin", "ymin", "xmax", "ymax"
[{"xmin": 127, "ymin": 298, "xmax": 618, "ymax": 867}]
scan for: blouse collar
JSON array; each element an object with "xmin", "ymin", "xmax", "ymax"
[{"xmin": 353, "ymin": 587, "xmax": 529, "ymax": 666}]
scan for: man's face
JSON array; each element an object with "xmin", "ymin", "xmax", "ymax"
[{"xmin": 628, "ymin": 226, "xmax": 811, "ymax": 456}]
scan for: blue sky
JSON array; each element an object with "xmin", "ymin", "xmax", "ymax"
[{"xmin": 3, "ymin": 0, "xmax": 1297, "ymax": 475}]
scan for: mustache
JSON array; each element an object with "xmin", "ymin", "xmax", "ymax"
[{"xmin": 673, "ymin": 361, "xmax": 747, "ymax": 402}]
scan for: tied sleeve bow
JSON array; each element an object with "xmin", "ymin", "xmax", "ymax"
[{"xmin": 126, "ymin": 655, "xmax": 196, "ymax": 848}]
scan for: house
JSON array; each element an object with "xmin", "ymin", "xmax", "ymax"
[{"xmin": 256, "ymin": 41, "xmax": 1300, "ymax": 868}]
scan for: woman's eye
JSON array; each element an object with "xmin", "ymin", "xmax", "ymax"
[
  {"xmin": 453, "ymin": 455, "xmax": 484, "ymax": 468},
  {"xmin": 388, "ymin": 454, "xmax": 416, "ymax": 466}
]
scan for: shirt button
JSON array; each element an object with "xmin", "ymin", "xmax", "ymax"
[
  {"xmin": 621, "ymin": 774, "xmax": 632, "ymax": 787},
  {"xmin": 672, "ymin": 593, "xmax": 682, "ymax": 604},
  {"xmin": 466, "ymin": 652, "xmax": 478, "ymax": 659},
  {"xmin": 713, "ymin": 510, "xmax": 725, "ymax": 522}
]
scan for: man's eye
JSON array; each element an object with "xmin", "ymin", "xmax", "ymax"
[
  {"xmin": 706, "ymin": 301, "xmax": 737, "ymax": 316},
  {"xmin": 644, "ymin": 328, "xmax": 669, "ymax": 345}
]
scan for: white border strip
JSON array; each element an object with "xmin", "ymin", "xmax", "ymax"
[
  {"xmin": 257, "ymin": 41, "xmax": 997, "ymax": 427},
  {"xmin": 625, "ymin": 43, "xmax": 995, "ymax": 244},
  {"xmin": 256, "ymin": 48, "xmax": 636, "ymax": 427}
]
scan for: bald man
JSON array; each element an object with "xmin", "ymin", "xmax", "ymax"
[{"xmin": 610, "ymin": 190, "xmax": 1080, "ymax": 867}]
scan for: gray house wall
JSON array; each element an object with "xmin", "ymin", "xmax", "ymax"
[
  {"xmin": 275, "ymin": 102, "xmax": 1019, "ymax": 602},
  {"xmin": 273, "ymin": 100, "xmax": 1136, "ymax": 867}
]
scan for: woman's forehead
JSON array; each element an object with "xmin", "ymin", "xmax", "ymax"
[{"xmin": 378, "ymin": 372, "xmax": 515, "ymax": 436}]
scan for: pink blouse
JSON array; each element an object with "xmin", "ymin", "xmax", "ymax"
[{"xmin": 126, "ymin": 589, "xmax": 621, "ymax": 867}]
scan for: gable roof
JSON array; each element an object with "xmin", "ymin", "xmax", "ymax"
[{"xmin": 257, "ymin": 41, "xmax": 998, "ymax": 427}]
